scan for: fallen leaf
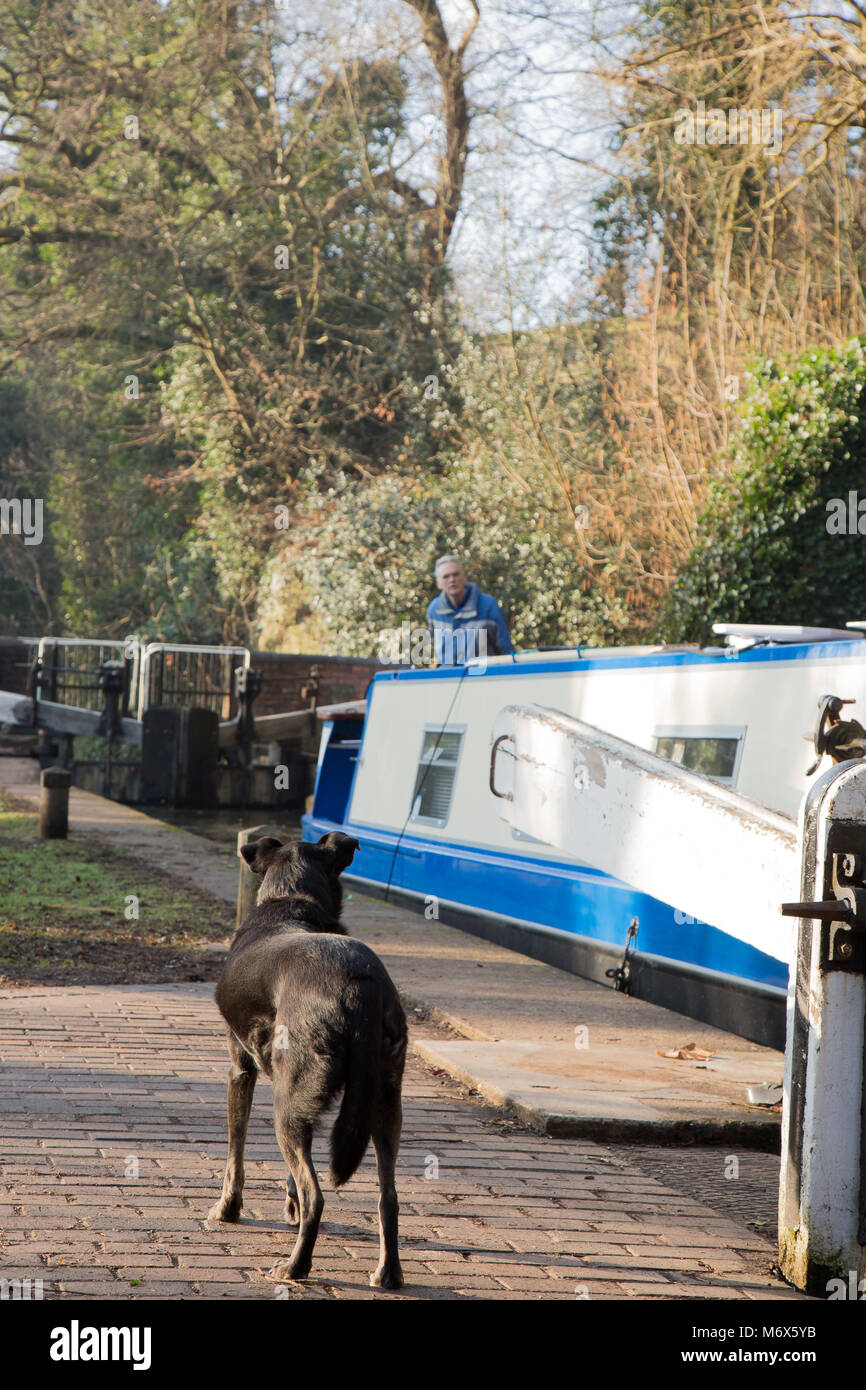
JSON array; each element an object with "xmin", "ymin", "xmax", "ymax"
[{"xmin": 657, "ymin": 1043, "xmax": 717, "ymax": 1061}]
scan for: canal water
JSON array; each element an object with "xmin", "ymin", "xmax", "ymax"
[{"xmin": 142, "ymin": 807, "xmax": 304, "ymax": 847}]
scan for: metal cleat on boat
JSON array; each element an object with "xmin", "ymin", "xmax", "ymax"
[{"xmin": 805, "ymin": 693, "xmax": 866, "ymax": 774}]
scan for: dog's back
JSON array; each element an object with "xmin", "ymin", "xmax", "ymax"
[{"xmin": 216, "ymin": 920, "xmax": 407, "ymax": 1186}]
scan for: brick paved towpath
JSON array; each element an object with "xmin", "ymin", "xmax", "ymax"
[
  {"xmin": 0, "ymin": 984, "xmax": 808, "ymax": 1301},
  {"xmin": 0, "ymin": 757, "xmax": 787, "ymax": 1144}
]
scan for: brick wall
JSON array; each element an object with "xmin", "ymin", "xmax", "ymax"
[{"xmin": 250, "ymin": 652, "xmax": 385, "ymax": 716}]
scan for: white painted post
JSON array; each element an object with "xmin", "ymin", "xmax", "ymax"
[
  {"xmin": 779, "ymin": 758, "xmax": 866, "ymax": 1297},
  {"xmin": 236, "ymin": 823, "xmax": 284, "ymax": 929}
]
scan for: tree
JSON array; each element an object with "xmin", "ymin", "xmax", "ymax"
[
  {"xmin": 262, "ymin": 321, "xmax": 639, "ymax": 654},
  {"xmin": 0, "ymin": 0, "xmax": 479, "ymax": 639},
  {"xmin": 583, "ymin": 0, "xmax": 866, "ymax": 626},
  {"xmin": 660, "ymin": 339, "xmax": 866, "ymax": 643}
]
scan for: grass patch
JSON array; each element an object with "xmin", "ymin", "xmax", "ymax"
[{"xmin": 0, "ymin": 792, "xmax": 234, "ymax": 987}]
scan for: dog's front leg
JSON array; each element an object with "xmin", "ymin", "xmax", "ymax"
[{"xmin": 209, "ymin": 1039, "xmax": 257, "ymax": 1223}]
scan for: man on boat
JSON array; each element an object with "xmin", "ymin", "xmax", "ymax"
[{"xmin": 427, "ymin": 555, "xmax": 514, "ymax": 666}]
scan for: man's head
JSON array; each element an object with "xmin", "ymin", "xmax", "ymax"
[{"xmin": 435, "ymin": 555, "xmax": 468, "ymax": 606}]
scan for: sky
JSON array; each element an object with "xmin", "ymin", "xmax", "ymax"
[
  {"xmin": 288, "ymin": 0, "xmax": 633, "ymax": 329},
  {"xmin": 0, "ymin": 0, "xmax": 630, "ymax": 330}
]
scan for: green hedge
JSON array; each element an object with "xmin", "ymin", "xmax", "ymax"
[{"xmin": 660, "ymin": 339, "xmax": 866, "ymax": 643}]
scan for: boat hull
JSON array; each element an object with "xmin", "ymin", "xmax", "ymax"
[
  {"xmin": 299, "ymin": 639, "xmax": 866, "ymax": 1048},
  {"xmin": 301, "ymin": 810, "xmax": 787, "ymax": 1048}
]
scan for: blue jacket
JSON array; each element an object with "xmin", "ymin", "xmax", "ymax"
[{"xmin": 426, "ymin": 582, "xmax": 514, "ymax": 665}]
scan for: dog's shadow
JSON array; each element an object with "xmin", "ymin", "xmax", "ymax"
[
  {"xmin": 206, "ymin": 1215, "xmax": 373, "ymax": 1240},
  {"xmin": 205, "ymin": 1216, "xmax": 490, "ymax": 1297},
  {"xmin": 250, "ymin": 1270, "xmax": 487, "ymax": 1301}
]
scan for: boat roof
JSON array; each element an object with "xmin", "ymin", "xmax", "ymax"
[
  {"xmin": 367, "ymin": 627, "xmax": 866, "ymax": 685},
  {"xmin": 713, "ymin": 623, "xmax": 863, "ymax": 645}
]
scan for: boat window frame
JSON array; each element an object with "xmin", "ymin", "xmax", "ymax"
[
  {"xmin": 408, "ymin": 722, "xmax": 467, "ymax": 828},
  {"xmin": 652, "ymin": 723, "xmax": 747, "ymax": 786}
]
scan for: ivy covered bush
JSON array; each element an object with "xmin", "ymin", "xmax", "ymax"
[{"xmin": 660, "ymin": 339, "xmax": 866, "ymax": 644}]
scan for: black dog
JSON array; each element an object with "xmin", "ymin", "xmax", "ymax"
[{"xmin": 208, "ymin": 831, "xmax": 407, "ymax": 1289}]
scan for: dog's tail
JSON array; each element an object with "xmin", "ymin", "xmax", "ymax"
[
  {"xmin": 329, "ymin": 1066, "xmax": 374, "ymax": 1189},
  {"xmin": 329, "ymin": 980, "xmax": 382, "ymax": 1188}
]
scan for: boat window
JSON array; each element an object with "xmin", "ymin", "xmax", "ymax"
[
  {"xmin": 653, "ymin": 726, "xmax": 745, "ymax": 784},
  {"xmin": 410, "ymin": 728, "xmax": 464, "ymax": 826}
]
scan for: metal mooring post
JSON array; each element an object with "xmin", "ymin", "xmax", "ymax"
[
  {"xmin": 97, "ymin": 660, "xmax": 127, "ymax": 798},
  {"xmin": 779, "ymin": 758, "xmax": 866, "ymax": 1297}
]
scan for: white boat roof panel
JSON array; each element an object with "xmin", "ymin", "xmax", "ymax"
[{"xmin": 712, "ymin": 623, "xmax": 861, "ymax": 643}]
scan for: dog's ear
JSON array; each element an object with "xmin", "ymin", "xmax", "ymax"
[
  {"xmin": 240, "ymin": 836, "xmax": 284, "ymax": 875},
  {"xmin": 315, "ymin": 831, "xmax": 360, "ymax": 873}
]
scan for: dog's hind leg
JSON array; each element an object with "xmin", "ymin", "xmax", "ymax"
[
  {"xmin": 370, "ymin": 1091, "xmax": 404, "ymax": 1290},
  {"xmin": 208, "ymin": 1034, "xmax": 257, "ymax": 1223},
  {"xmin": 284, "ymin": 1172, "xmax": 299, "ymax": 1226},
  {"xmin": 268, "ymin": 1113, "xmax": 323, "ymax": 1282}
]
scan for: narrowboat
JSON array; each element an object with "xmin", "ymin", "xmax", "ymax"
[{"xmin": 302, "ymin": 625, "xmax": 866, "ymax": 1046}]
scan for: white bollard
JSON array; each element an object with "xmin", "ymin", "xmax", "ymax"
[{"xmin": 779, "ymin": 758, "xmax": 866, "ymax": 1296}]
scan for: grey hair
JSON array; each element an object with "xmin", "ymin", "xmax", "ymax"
[{"xmin": 434, "ymin": 554, "xmax": 463, "ymax": 575}]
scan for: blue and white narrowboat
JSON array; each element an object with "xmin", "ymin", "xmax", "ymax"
[{"xmin": 302, "ymin": 625, "xmax": 866, "ymax": 1047}]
